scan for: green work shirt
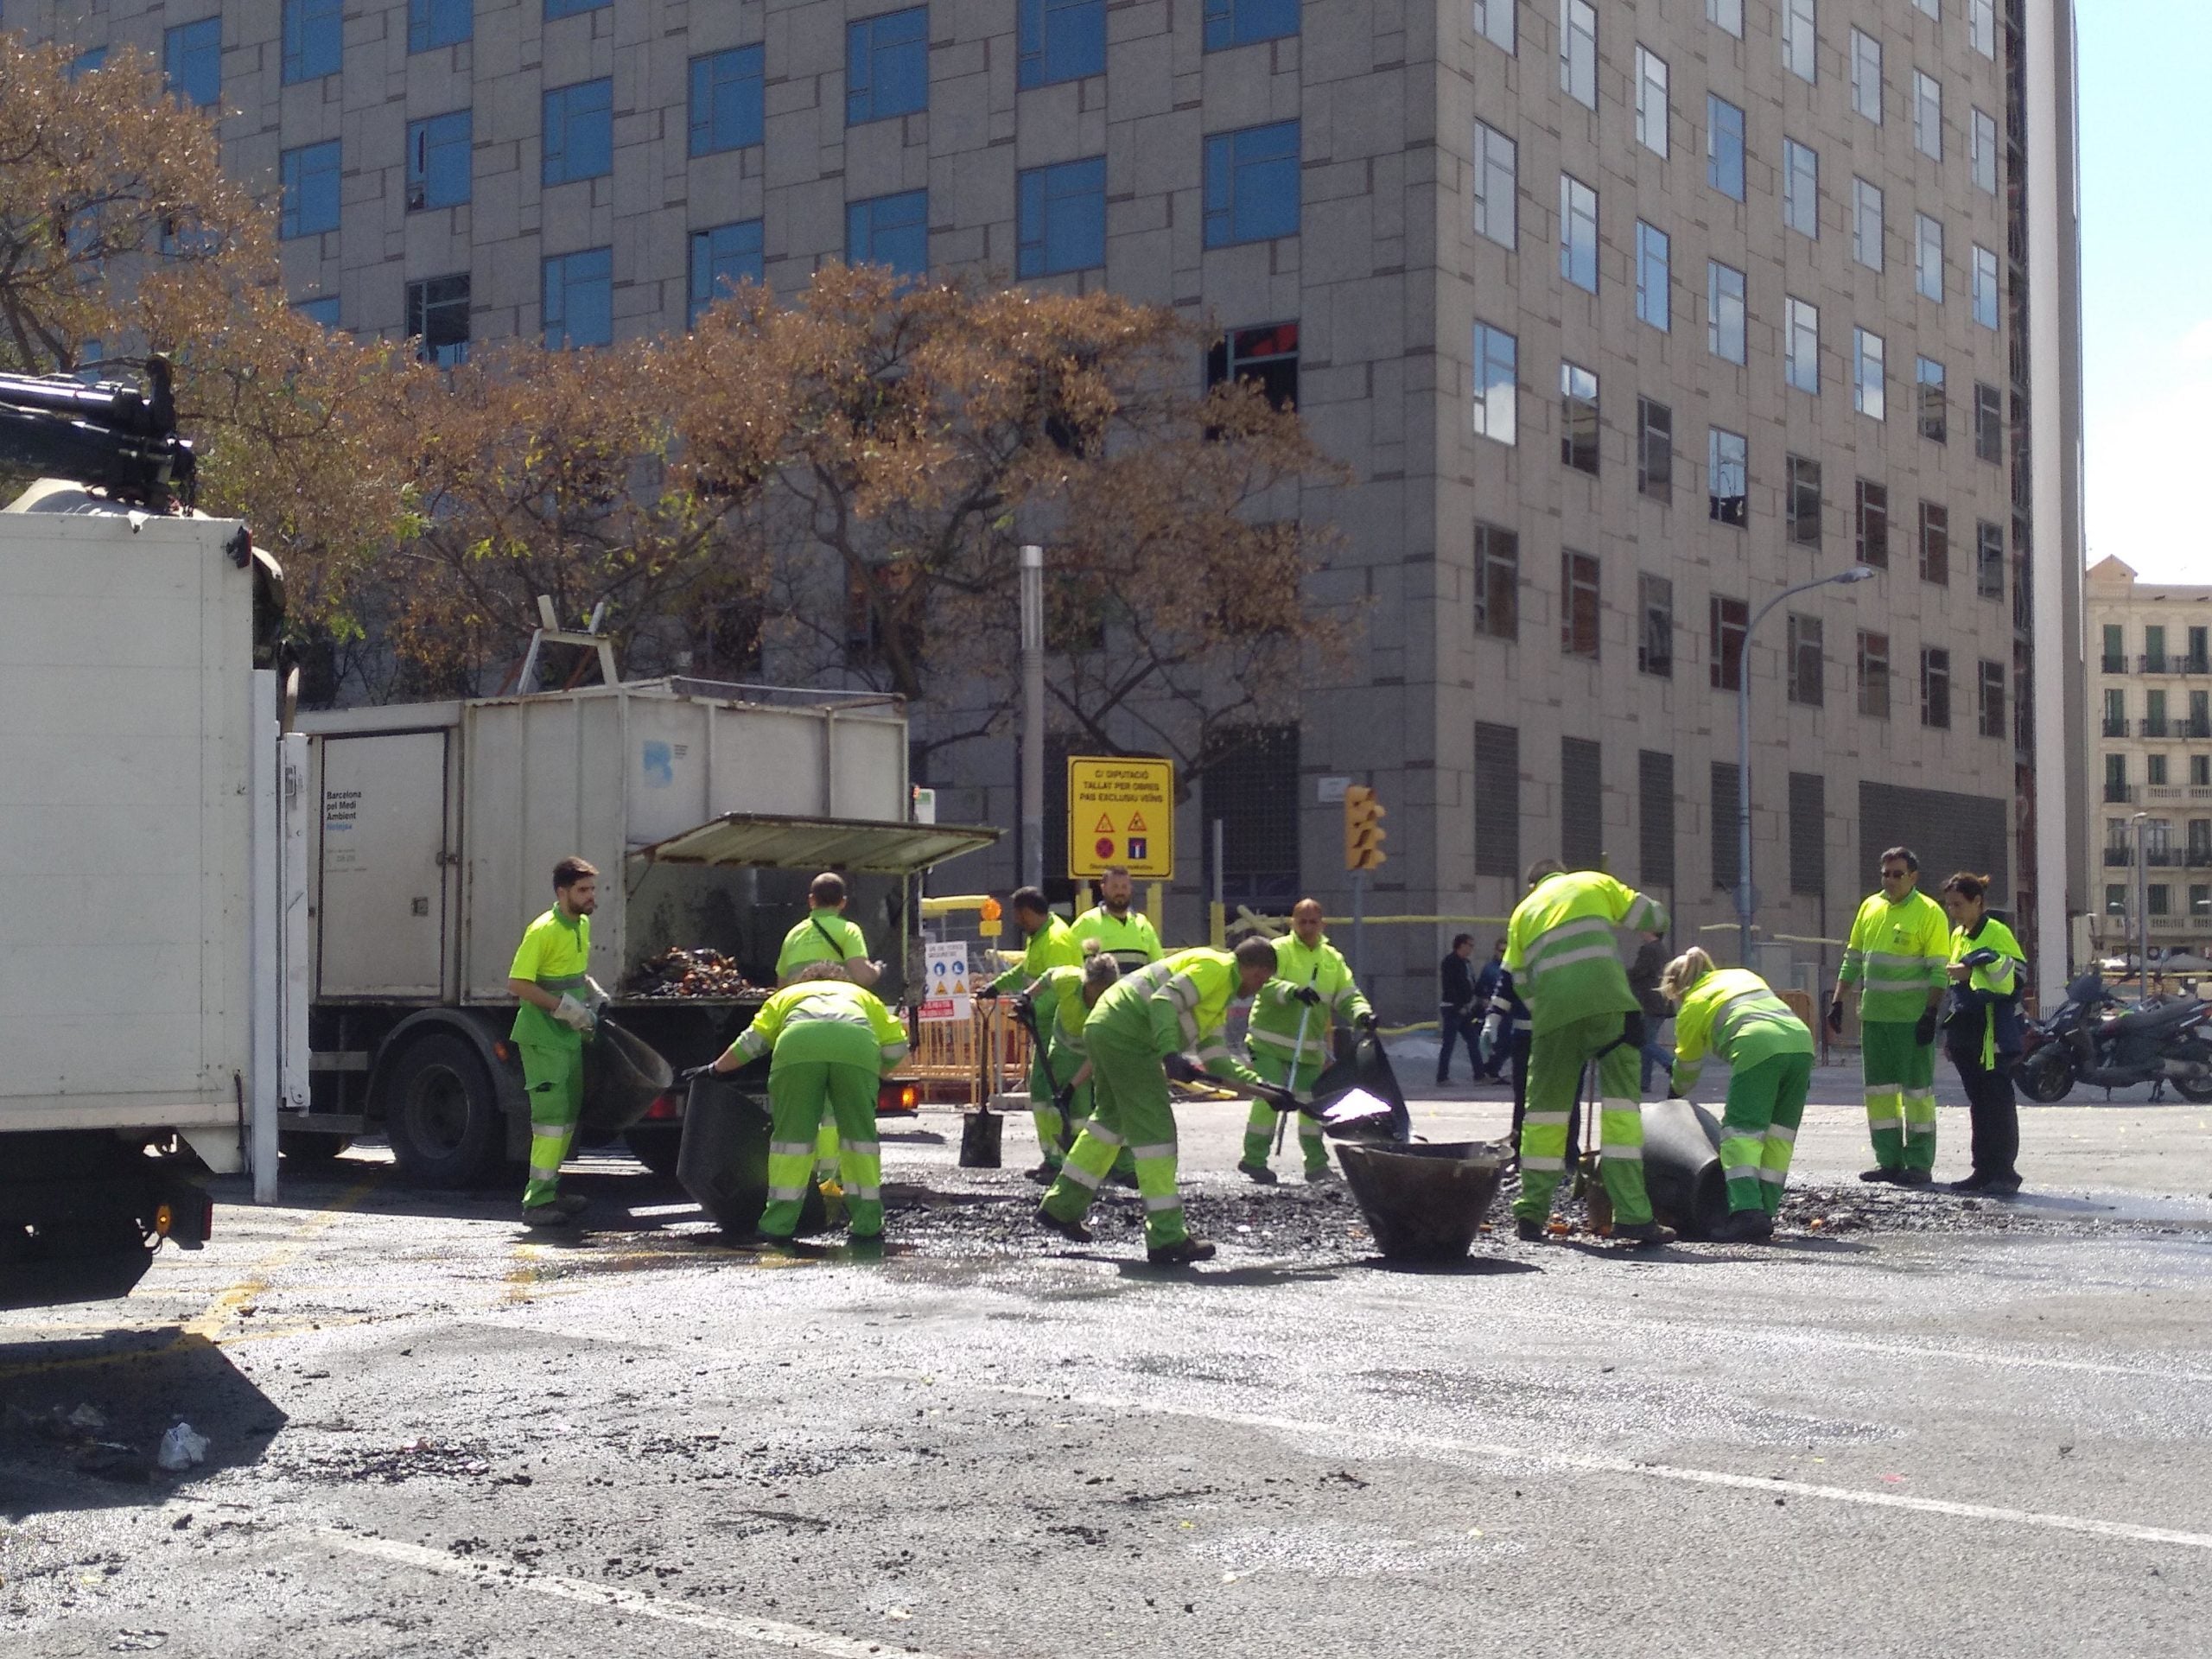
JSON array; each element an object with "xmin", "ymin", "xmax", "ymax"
[
  {"xmin": 1669, "ymin": 968, "xmax": 1814, "ymax": 1096},
  {"xmin": 1090, "ymin": 947, "xmax": 1267, "ymax": 1089},
  {"xmin": 1839, "ymin": 888, "xmax": 1949, "ymax": 1024},
  {"xmin": 1070, "ymin": 906, "xmax": 1163, "ymax": 971},
  {"xmin": 992, "ymin": 913, "xmax": 1084, "ymax": 992},
  {"xmin": 1948, "ymin": 916, "xmax": 2026, "ymax": 1067},
  {"xmin": 510, "ymin": 908, "xmax": 592, "ymax": 1052},
  {"xmin": 1247, "ymin": 932, "xmax": 1370, "ymax": 1058},
  {"xmin": 1503, "ymin": 872, "xmax": 1669, "ymax": 1036},
  {"xmin": 1030, "ymin": 963, "xmax": 1096, "ymax": 1053},
  {"xmin": 731, "ymin": 980, "xmax": 910, "ymax": 1072},
  {"xmin": 775, "ymin": 908, "xmax": 869, "ymax": 982}
]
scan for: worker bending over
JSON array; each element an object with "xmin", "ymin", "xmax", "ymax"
[
  {"xmin": 508, "ymin": 857, "xmax": 607, "ymax": 1230},
  {"xmin": 976, "ymin": 887, "xmax": 1086, "ymax": 1179},
  {"xmin": 1071, "ymin": 866, "xmax": 1164, "ymax": 971},
  {"xmin": 1830, "ymin": 846, "xmax": 1948, "ymax": 1185},
  {"xmin": 1239, "ymin": 899, "xmax": 1375, "ymax": 1184},
  {"xmin": 1014, "ymin": 950, "xmax": 1122, "ymax": 1175},
  {"xmin": 1662, "ymin": 948, "xmax": 1815, "ymax": 1242}
]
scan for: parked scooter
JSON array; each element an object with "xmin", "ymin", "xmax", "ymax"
[{"xmin": 2012, "ymin": 971, "xmax": 2212, "ymax": 1103}]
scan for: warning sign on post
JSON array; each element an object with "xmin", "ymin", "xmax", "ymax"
[
  {"xmin": 919, "ymin": 939, "xmax": 973, "ymax": 1023},
  {"xmin": 1066, "ymin": 756, "xmax": 1175, "ymax": 880}
]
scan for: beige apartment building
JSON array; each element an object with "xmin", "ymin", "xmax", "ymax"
[
  {"xmin": 2085, "ymin": 556, "xmax": 2212, "ymax": 965},
  {"xmin": 19, "ymin": 0, "xmax": 2088, "ymax": 1013}
]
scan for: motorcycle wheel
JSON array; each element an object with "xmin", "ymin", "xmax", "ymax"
[
  {"xmin": 2171, "ymin": 1039, "xmax": 2212, "ymax": 1105},
  {"xmin": 2014, "ymin": 1046, "xmax": 2075, "ymax": 1104}
]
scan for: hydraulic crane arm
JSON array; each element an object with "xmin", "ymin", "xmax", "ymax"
[{"xmin": 0, "ymin": 357, "xmax": 194, "ymax": 508}]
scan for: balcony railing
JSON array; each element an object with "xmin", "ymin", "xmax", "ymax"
[
  {"xmin": 2105, "ymin": 783, "xmax": 2139, "ymax": 804},
  {"xmin": 2104, "ymin": 848, "xmax": 2134, "ymax": 867},
  {"xmin": 2188, "ymin": 658, "xmax": 2212, "ymax": 677},
  {"xmin": 2102, "ymin": 717, "xmax": 2129, "ymax": 737},
  {"xmin": 2102, "ymin": 654, "xmax": 2128, "ymax": 674},
  {"xmin": 2189, "ymin": 719, "xmax": 2212, "ymax": 740},
  {"xmin": 2146, "ymin": 785, "xmax": 2185, "ymax": 800},
  {"xmin": 2142, "ymin": 719, "xmax": 2171, "ymax": 738},
  {"xmin": 2147, "ymin": 850, "xmax": 2178, "ymax": 867},
  {"xmin": 2142, "ymin": 655, "xmax": 2171, "ymax": 675}
]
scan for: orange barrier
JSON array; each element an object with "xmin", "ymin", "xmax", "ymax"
[{"xmin": 906, "ymin": 1001, "xmax": 1033, "ymax": 1104}]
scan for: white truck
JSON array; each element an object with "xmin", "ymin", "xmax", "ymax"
[
  {"xmin": 285, "ymin": 678, "xmax": 997, "ymax": 1185},
  {"xmin": 0, "ymin": 365, "xmax": 303, "ymax": 1307}
]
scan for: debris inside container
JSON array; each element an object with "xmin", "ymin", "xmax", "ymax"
[{"xmin": 626, "ymin": 947, "xmax": 759, "ymax": 999}]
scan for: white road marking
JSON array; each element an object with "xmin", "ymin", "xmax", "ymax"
[{"xmin": 316, "ymin": 1528, "xmax": 955, "ymax": 1657}]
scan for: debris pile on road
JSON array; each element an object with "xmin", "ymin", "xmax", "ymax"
[{"xmin": 625, "ymin": 947, "xmax": 759, "ymax": 1000}]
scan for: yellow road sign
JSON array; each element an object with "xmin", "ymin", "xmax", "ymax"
[{"xmin": 1067, "ymin": 756, "xmax": 1175, "ymax": 879}]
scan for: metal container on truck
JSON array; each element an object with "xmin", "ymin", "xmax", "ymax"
[{"xmin": 292, "ymin": 680, "xmax": 995, "ymax": 1185}]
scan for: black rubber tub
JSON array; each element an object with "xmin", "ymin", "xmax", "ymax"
[
  {"xmin": 677, "ymin": 1072, "xmax": 827, "ymax": 1238},
  {"xmin": 1336, "ymin": 1141, "xmax": 1507, "ymax": 1261},
  {"xmin": 1641, "ymin": 1096, "xmax": 1729, "ymax": 1241},
  {"xmin": 579, "ymin": 1019, "xmax": 676, "ymax": 1136}
]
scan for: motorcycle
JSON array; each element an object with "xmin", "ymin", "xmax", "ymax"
[{"xmin": 2012, "ymin": 971, "xmax": 2212, "ymax": 1104}]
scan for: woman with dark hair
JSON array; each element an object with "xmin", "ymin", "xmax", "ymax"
[{"xmin": 1939, "ymin": 872, "xmax": 2026, "ymax": 1195}]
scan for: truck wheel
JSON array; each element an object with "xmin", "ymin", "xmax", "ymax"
[
  {"xmin": 278, "ymin": 1130, "xmax": 355, "ymax": 1169},
  {"xmin": 623, "ymin": 1126, "xmax": 683, "ymax": 1179},
  {"xmin": 384, "ymin": 1033, "xmax": 503, "ymax": 1188}
]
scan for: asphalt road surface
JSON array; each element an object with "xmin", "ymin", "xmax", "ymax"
[{"xmin": 7, "ymin": 1064, "xmax": 2212, "ymax": 1657}]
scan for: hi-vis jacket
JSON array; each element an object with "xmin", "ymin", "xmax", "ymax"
[
  {"xmin": 1669, "ymin": 967, "xmax": 1814, "ymax": 1096},
  {"xmin": 1088, "ymin": 948, "xmax": 1268, "ymax": 1090},
  {"xmin": 730, "ymin": 980, "xmax": 910, "ymax": 1072},
  {"xmin": 1247, "ymin": 932, "xmax": 1371, "ymax": 1063},
  {"xmin": 992, "ymin": 913, "xmax": 1084, "ymax": 993},
  {"xmin": 1503, "ymin": 872, "xmax": 1669, "ymax": 1036},
  {"xmin": 1839, "ymin": 889, "xmax": 1950, "ymax": 1024}
]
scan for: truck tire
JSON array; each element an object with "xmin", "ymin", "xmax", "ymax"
[
  {"xmin": 384, "ymin": 1033, "xmax": 503, "ymax": 1188},
  {"xmin": 623, "ymin": 1125, "xmax": 683, "ymax": 1179}
]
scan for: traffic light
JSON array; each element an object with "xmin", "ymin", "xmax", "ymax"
[{"xmin": 1343, "ymin": 785, "xmax": 1388, "ymax": 872}]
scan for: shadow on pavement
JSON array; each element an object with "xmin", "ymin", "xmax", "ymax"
[
  {"xmin": 1355, "ymin": 1255, "xmax": 1541, "ymax": 1277},
  {"xmin": 1107, "ymin": 1261, "xmax": 1344, "ymax": 1287}
]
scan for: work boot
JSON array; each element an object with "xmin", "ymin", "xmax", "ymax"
[
  {"xmin": 1609, "ymin": 1219, "xmax": 1677, "ymax": 1246},
  {"xmin": 1715, "ymin": 1209, "xmax": 1774, "ymax": 1243},
  {"xmin": 1146, "ymin": 1236, "xmax": 1217, "ymax": 1267},
  {"xmin": 1947, "ymin": 1171, "xmax": 1993, "ymax": 1193},
  {"xmin": 1035, "ymin": 1206, "xmax": 1093, "ymax": 1245},
  {"xmin": 552, "ymin": 1192, "xmax": 589, "ymax": 1216},
  {"xmin": 1859, "ymin": 1166, "xmax": 1903, "ymax": 1184},
  {"xmin": 1236, "ymin": 1160, "xmax": 1278, "ymax": 1185},
  {"xmin": 1981, "ymin": 1173, "xmax": 2023, "ymax": 1196},
  {"xmin": 520, "ymin": 1203, "xmax": 575, "ymax": 1230},
  {"xmin": 1892, "ymin": 1168, "xmax": 1933, "ymax": 1188},
  {"xmin": 1514, "ymin": 1217, "xmax": 1547, "ymax": 1243},
  {"xmin": 1025, "ymin": 1160, "xmax": 1061, "ymax": 1185},
  {"xmin": 1304, "ymin": 1165, "xmax": 1336, "ymax": 1185}
]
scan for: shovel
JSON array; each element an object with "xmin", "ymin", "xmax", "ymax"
[{"xmin": 959, "ymin": 996, "xmax": 1004, "ymax": 1168}]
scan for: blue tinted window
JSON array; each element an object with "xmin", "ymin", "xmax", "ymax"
[
  {"xmin": 1202, "ymin": 0, "xmax": 1298, "ymax": 52},
  {"xmin": 846, "ymin": 190, "xmax": 929, "ymax": 278},
  {"xmin": 847, "ymin": 9, "xmax": 929, "ymax": 125},
  {"xmin": 164, "ymin": 20, "xmax": 222, "ymax": 108},
  {"xmin": 295, "ymin": 296, "xmax": 340, "ymax": 328},
  {"xmin": 1707, "ymin": 94, "xmax": 1745, "ymax": 201},
  {"xmin": 1203, "ymin": 121, "xmax": 1300, "ymax": 248},
  {"xmin": 407, "ymin": 110, "xmax": 473, "ymax": 211},
  {"xmin": 67, "ymin": 47, "xmax": 108, "ymax": 79},
  {"xmin": 689, "ymin": 220, "xmax": 766, "ymax": 327},
  {"xmin": 409, "ymin": 0, "xmax": 473, "ymax": 53},
  {"xmin": 1019, "ymin": 0, "xmax": 1104, "ymax": 87},
  {"xmin": 1016, "ymin": 156, "xmax": 1106, "ymax": 277},
  {"xmin": 282, "ymin": 0, "xmax": 342, "ymax": 85},
  {"xmin": 543, "ymin": 79, "xmax": 613, "ymax": 186},
  {"xmin": 545, "ymin": 0, "xmax": 610, "ymax": 16},
  {"xmin": 690, "ymin": 46, "xmax": 765, "ymax": 156},
  {"xmin": 544, "ymin": 247, "xmax": 613, "ymax": 348},
  {"xmin": 279, "ymin": 140, "xmax": 341, "ymax": 239}
]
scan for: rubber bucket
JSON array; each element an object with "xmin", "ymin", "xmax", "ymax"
[
  {"xmin": 1307, "ymin": 1032, "xmax": 1412, "ymax": 1141},
  {"xmin": 959, "ymin": 1108, "xmax": 1003, "ymax": 1168},
  {"xmin": 676, "ymin": 1072, "xmax": 827, "ymax": 1238},
  {"xmin": 580, "ymin": 1019, "xmax": 676, "ymax": 1136},
  {"xmin": 1337, "ymin": 1141, "xmax": 1506, "ymax": 1261},
  {"xmin": 1641, "ymin": 1096, "xmax": 1729, "ymax": 1241}
]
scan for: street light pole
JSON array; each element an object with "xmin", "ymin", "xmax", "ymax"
[
  {"xmin": 1020, "ymin": 543, "xmax": 1045, "ymax": 891},
  {"xmin": 1737, "ymin": 565, "xmax": 1880, "ymax": 966}
]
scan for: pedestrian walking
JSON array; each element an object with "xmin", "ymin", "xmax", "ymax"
[
  {"xmin": 775, "ymin": 871, "xmax": 882, "ymax": 987},
  {"xmin": 507, "ymin": 857, "xmax": 606, "ymax": 1229},
  {"xmin": 1830, "ymin": 847, "xmax": 1949, "ymax": 1186},
  {"xmin": 1241, "ymin": 899, "xmax": 1375, "ymax": 1183},
  {"xmin": 1472, "ymin": 938, "xmax": 1511, "ymax": 1079},
  {"xmin": 1435, "ymin": 934, "xmax": 1484, "ymax": 1084},
  {"xmin": 1661, "ymin": 949, "xmax": 1815, "ymax": 1242},
  {"xmin": 1627, "ymin": 928, "xmax": 1673, "ymax": 1096},
  {"xmin": 1937, "ymin": 873, "xmax": 2026, "ymax": 1195},
  {"xmin": 975, "ymin": 887, "xmax": 1085, "ymax": 1180},
  {"xmin": 1071, "ymin": 866, "xmax": 1164, "ymax": 971},
  {"xmin": 1483, "ymin": 966, "xmax": 1535, "ymax": 1150}
]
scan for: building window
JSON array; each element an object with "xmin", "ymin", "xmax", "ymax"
[
  {"xmin": 1471, "ymin": 321, "xmax": 1517, "ymax": 444},
  {"xmin": 1474, "ymin": 723, "xmax": 1521, "ymax": 876},
  {"xmin": 1636, "ymin": 46, "xmax": 1669, "ymax": 156},
  {"xmin": 1855, "ymin": 479, "xmax": 1890, "ymax": 567},
  {"xmin": 848, "ymin": 189, "xmax": 930, "ymax": 278},
  {"xmin": 1636, "ymin": 222, "xmax": 1669, "ymax": 331},
  {"xmin": 1853, "ymin": 177, "xmax": 1885, "ymax": 270},
  {"xmin": 1854, "ymin": 327, "xmax": 1886, "ymax": 420},
  {"xmin": 1974, "ymin": 383, "xmax": 2003, "ymax": 463},
  {"xmin": 2148, "ymin": 689, "xmax": 2170, "ymax": 737},
  {"xmin": 1972, "ymin": 245, "xmax": 2000, "ymax": 329},
  {"xmin": 1781, "ymin": 0, "xmax": 1815, "ymax": 83},
  {"xmin": 1208, "ymin": 321, "xmax": 1300, "ymax": 410},
  {"xmin": 1707, "ymin": 0, "xmax": 1743, "ymax": 38},
  {"xmin": 1475, "ymin": 523, "xmax": 1519, "ymax": 641},
  {"xmin": 1204, "ymin": 0, "xmax": 1295, "ymax": 52},
  {"xmin": 1859, "ymin": 630, "xmax": 1891, "ymax": 718},
  {"xmin": 1707, "ymin": 95, "xmax": 1746, "ymax": 201},
  {"xmin": 1970, "ymin": 0, "xmax": 1995, "ymax": 58},
  {"xmin": 1979, "ymin": 660, "xmax": 2005, "ymax": 738},
  {"xmin": 2102, "ymin": 687, "xmax": 2126, "ymax": 736},
  {"xmin": 2150, "ymin": 884, "xmax": 2172, "ymax": 918},
  {"xmin": 689, "ymin": 220, "xmax": 765, "ymax": 327},
  {"xmin": 1204, "ymin": 121, "xmax": 1300, "ymax": 247},
  {"xmin": 1638, "ymin": 573, "xmax": 1674, "ymax": 677},
  {"xmin": 67, "ymin": 48, "xmax": 108, "ymax": 79},
  {"xmin": 1562, "ymin": 551, "xmax": 1600, "ymax": 658},
  {"xmin": 279, "ymin": 141, "xmax": 341, "ymax": 239},
  {"xmin": 2105, "ymin": 882, "xmax": 2126, "ymax": 916},
  {"xmin": 1973, "ymin": 108, "xmax": 1999, "ymax": 194},
  {"xmin": 1787, "ymin": 613, "xmax": 1824, "ymax": 706},
  {"xmin": 1784, "ymin": 296, "xmax": 1820, "ymax": 393},
  {"xmin": 282, "ymin": 0, "xmax": 341, "ymax": 85},
  {"xmin": 406, "ymin": 111, "xmax": 472, "ymax": 212},
  {"xmin": 2147, "ymin": 625, "xmax": 2170, "ymax": 672},
  {"xmin": 1782, "ymin": 138, "xmax": 1819, "ymax": 238},
  {"xmin": 1916, "ymin": 356, "xmax": 1948, "ymax": 442},
  {"xmin": 1560, "ymin": 0, "xmax": 1596, "ymax": 109},
  {"xmin": 1641, "ymin": 749, "xmax": 1676, "ymax": 889},
  {"xmin": 1922, "ymin": 646, "xmax": 1951, "ymax": 729},
  {"xmin": 2101, "ymin": 623, "xmax": 2124, "ymax": 672},
  {"xmin": 547, "ymin": 0, "xmax": 613, "ymax": 16},
  {"xmin": 1561, "ymin": 737, "xmax": 1605, "ymax": 870},
  {"xmin": 848, "ymin": 8, "xmax": 929, "ymax": 124},
  {"xmin": 164, "ymin": 19, "xmax": 222, "ymax": 108},
  {"xmin": 1710, "ymin": 594, "xmax": 1748, "ymax": 690},
  {"xmin": 1789, "ymin": 772, "xmax": 1827, "ymax": 894},
  {"xmin": 1017, "ymin": 156, "xmax": 1107, "ymax": 276},
  {"xmin": 1919, "ymin": 500, "xmax": 1950, "ymax": 585},
  {"xmin": 1707, "ymin": 260, "xmax": 1746, "ymax": 363},
  {"xmin": 543, "ymin": 79, "xmax": 613, "ymax": 186},
  {"xmin": 543, "ymin": 247, "xmax": 613, "ymax": 349},
  {"xmin": 295, "ymin": 296, "xmax": 340, "ymax": 328},
  {"xmin": 1916, "ymin": 213, "xmax": 1945, "ymax": 302},
  {"xmin": 1472, "ymin": 0, "xmax": 1515, "ymax": 52},
  {"xmin": 1637, "ymin": 397, "xmax": 1672, "ymax": 501},
  {"xmin": 410, "ymin": 0, "xmax": 472, "ymax": 53},
  {"xmin": 1560, "ymin": 362, "xmax": 1599, "ymax": 474},
  {"xmin": 1976, "ymin": 520, "xmax": 2005, "ymax": 601},
  {"xmin": 406, "ymin": 274, "xmax": 470, "ymax": 367},
  {"xmin": 1025, "ymin": 0, "xmax": 1107, "ymax": 80},
  {"xmin": 1559, "ymin": 174, "xmax": 1598, "ymax": 292},
  {"xmin": 690, "ymin": 47, "xmax": 765, "ymax": 156},
  {"xmin": 1472, "ymin": 121, "xmax": 1517, "ymax": 249},
  {"xmin": 2193, "ymin": 628, "xmax": 2211, "ymax": 676},
  {"xmin": 2196, "ymin": 756, "xmax": 2212, "ymax": 789},
  {"xmin": 1786, "ymin": 454, "xmax": 1821, "ymax": 547},
  {"xmin": 1913, "ymin": 70, "xmax": 1943, "ymax": 161},
  {"xmin": 1713, "ymin": 761, "xmax": 1742, "ymax": 893},
  {"xmin": 2150, "ymin": 755, "xmax": 2171, "ymax": 788},
  {"xmin": 1850, "ymin": 28, "xmax": 1882, "ymax": 122},
  {"xmin": 1708, "ymin": 428, "xmax": 1746, "ymax": 526}
]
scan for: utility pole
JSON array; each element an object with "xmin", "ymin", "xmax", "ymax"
[{"xmin": 1020, "ymin": 543, "xmax": 1044, "ymax": 891}]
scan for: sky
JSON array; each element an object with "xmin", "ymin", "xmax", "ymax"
[{"xmin": 2077, "ymin": 3, "xmax": 2212, "ymax": 582}]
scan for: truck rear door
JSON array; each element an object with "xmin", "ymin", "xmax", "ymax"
[{"xmin": 317, "ymin": 732, "xmax": 451, "ymax": 998}]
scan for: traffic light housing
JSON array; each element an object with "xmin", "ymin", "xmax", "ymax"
[{"xmin": 1343, "ymin": 785, "xmax": 1388, "ymax": 872}]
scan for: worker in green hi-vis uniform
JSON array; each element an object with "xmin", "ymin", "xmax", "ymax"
[
  {"xmin": 772, "ymin": 870, "xmax": 886, "ymax": 1185},
  {"xmin": 1071, "ymin": 866, "xmax": 1164, "ymax": 971},
  {"xmin": 974, "ymin": 887, "xmax": 1086, "ymax": 1179},
  {"xmin": 507, "ymin": 856, "xmax": 607, "ymax": 1230},
  {"xmin": 1830, "ymin": 846, "xmax": 1950, "ymax": 1186},
  {"xmin": 1662, "ymin": 948, "xmax": 1815, "ymax": 1243},
  {"xmin": 1238, "ymin": 899, "xmax": 1375, "ymax": 1185}
]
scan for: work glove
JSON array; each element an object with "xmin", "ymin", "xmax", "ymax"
[
  {"xmin": 1291, "ymin": 985, "xmax": 1323, "ymax": 1007},
  {"xmin": 585, "ymin": 976, "xmax": 611, "ymax": 1014},
  {"xmin": 677, "ymin": 1063, "xmax": 719, "ymax": 1087},
  {"xmin": 974, "ymin": 982, "xmax": 1001, "ymax": 1001},
  {"xmin": 1482, "ymin": 1013, "xmax": 1504, "ymax": 1051},
  {"xmin": 1826, "ymin": 997, "xmax": 1846, "ymax": 1036},
  {"xmin": 1051, "ymin": 1084, "xmax": 1075, "ymax": 1116},
  {"xmin": 1252, "ymin": 1082, "xmax": 1302, "ymax": 1113},
  {"xmin": 553, "ymin": 993, "xmax": 596, "ymax": 1033},
  {"xmin": 1010, "ymin": 992, "xmax": 1034, "ymax": 1022},
  {"xmin": 1355, "ymin": 1010, "xmax": 1379, "ymax": 1033},
  {"xmin": 1622, "ymin": 1010, "xmax": 1646, "ymax": 1051},
  {"xmin": 1161, "ymin": 1052, "xmax": 1199, "ymax": 1084},
  {"xmin": 1914, "ymin": 1008, "xmax": 1939, "ymax": 1046},
  {"xmin": 1331, "ymin": 1027, "xmax": 1356, "ymax": 1064}
]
